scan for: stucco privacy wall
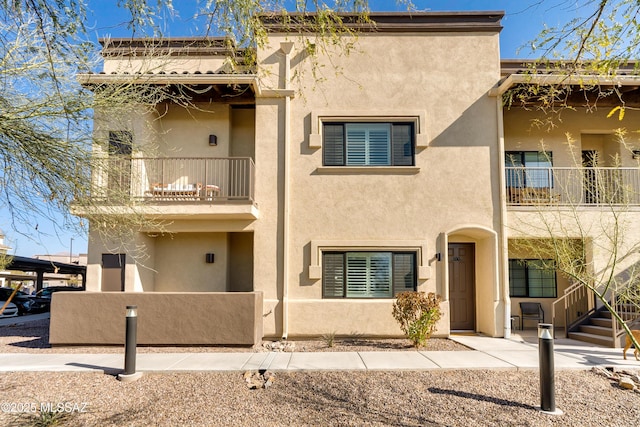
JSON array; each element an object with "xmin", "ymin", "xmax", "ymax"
[
  {"xmin": 255, "ymin": 27, "xmax": 505, "ymax": 336},
  {"xmin": 50, "ymin": 292, "xmax": 263, "ymax": 345}
]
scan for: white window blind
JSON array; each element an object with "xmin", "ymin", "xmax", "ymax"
[
  {"xmin": 346, "ymin": 252, "xmax": 392, "ymax": 297},
  {"xmin": 345, "ymin": 123, "xmax": 391, "ymax": 166}
]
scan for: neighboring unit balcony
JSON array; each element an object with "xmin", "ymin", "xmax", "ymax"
[
  {"xmin": 505, "ymin": 167, "xmax": 640, "ymax": 207},
  {"xmin": 82, "ymin": 157, "xmax": 258, "ymax": 219}
]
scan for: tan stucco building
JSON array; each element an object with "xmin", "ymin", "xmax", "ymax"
[{"xmin": 52, "ymin": 12, "xmax": 640, "ymax": 347}]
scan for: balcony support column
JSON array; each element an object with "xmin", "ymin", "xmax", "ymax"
[{"xmin": 492, "ymin": 86, "xmax": 511, "ymax": 339}]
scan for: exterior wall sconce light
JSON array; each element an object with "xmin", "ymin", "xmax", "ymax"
[
  {"xmin": 209, "ymin": 135, "xmax": 217, "ymax": 146},
  {"xmin": 436, "ymin": 253, "xmax": 442, "ymax": 261},
  {"xmin": 206, "ymin": 253, "xmax": 215, "ymax": 263},
  {"xmin": 633, "ymin": 150, "xmax": 640, "ymax": 159}
]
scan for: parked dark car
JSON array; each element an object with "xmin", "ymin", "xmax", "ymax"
[
  {"xmin": 0, "ymin": 287, "xmax": 34, "ymax": 315},
  {"xmin": 30, "ymin": 286, "xmax": 84, "ymax": 313}
]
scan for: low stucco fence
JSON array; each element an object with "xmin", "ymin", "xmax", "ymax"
[{"xmin": 49, "ymin": 291, "xmax": 263, "ymax": 346}]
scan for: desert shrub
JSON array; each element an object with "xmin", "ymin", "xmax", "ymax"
[
  {"xmin": 321, "ymin": 331, "xmax": 337, "ymax": 348},
  {"xmin": 392, "ymin": 291, "xmax": 442, "ymax": 348}
]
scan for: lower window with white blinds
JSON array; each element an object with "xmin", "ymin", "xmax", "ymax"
[{"xmin": 323, "ymin": 251, "xmax": 417, "ymax": 298}]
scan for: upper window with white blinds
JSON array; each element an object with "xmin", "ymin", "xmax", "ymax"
[{"xmin": 323, "ymin": 122, "xmax": 415, "ymax": 166}]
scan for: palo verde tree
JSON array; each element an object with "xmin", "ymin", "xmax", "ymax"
[{"xmin": 0, "ymin": 0, "xmax": 407, "ymax": 255}]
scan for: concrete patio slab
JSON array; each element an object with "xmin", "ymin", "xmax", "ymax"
[
  {"xmin": 264, "ymin": 352, "xmax": 292, "ymax": 370},
  {"xmin": 359, "ymin": 351, "xmax": 438, "ymax": 370},
  {"xmin": 135, "ymin": 353, "xmax": 190, "ymax": 371},
  {"xmin": 241, "ymin": 353, "xmax": 271, "ymax": 371},
  {"xmin": 423, "ymin": 350, "xmax": 516, "ymax": 370},
  {"xmin": 483, "ymin": 350, "xmax": 540, "ymax": 369},
  {"xmin": 554, "ymin": 346, "xmax": 640, "ymax": 369},
  {"xmin": 0, "ymin": 354, "xmax": 78, "ymax": 371},
  {"xmin": 167, "ymin": 353, "xmax": 254, "ymax": 371},
  {"xmin": 451, "ymin": 335, "xmax": 536, "ymax": 352},
  {"xmin": 287, "ymin": 352, "xmax": 365, "ymax": 371},
  {"xmin": 1, "ymin": 333, "xmax": 638, "ymax": 373},
  {"xmin": 62, "ymin": 354, "xmax": 122, "ymax": 372}
]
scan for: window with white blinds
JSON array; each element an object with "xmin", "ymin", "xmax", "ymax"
[
  {"xmin": 323, "ymin": 251, "xmax": 416, "ymax": 298},
  {"xmin": 323, "ymin": 122, "xmax": 414, "ymax": 166}
]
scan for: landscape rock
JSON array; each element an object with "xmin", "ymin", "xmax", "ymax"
[
  {"xmin": 243, "ymin": 370, "xmax": 276, "ymax": 390},
  {"xmin": 592, "ymin": 366, "xmax": 640, "ymax": 391},
  {"xmin": 619, "ymin": 377, "xmax": 636, "ymax": 390}
]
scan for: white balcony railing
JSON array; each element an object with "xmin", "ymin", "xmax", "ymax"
[
  {"xmin": 93, "ymin": 157, "xmax": 255, "ymax": 203},
  {"xmin": 506, "ymin": 167, "xmax": 640, "ymax": 206}
]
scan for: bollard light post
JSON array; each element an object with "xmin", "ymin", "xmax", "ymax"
[
  {"xmin": 117, "ymin": 305, "xmax": 143, "ymax": 382},
  {"xmin": 538, "ymin": 323, "xmax": 562, "ymax": 415}
]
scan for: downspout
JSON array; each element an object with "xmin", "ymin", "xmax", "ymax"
[
  {"xmin": 280, "ymin": 41, "xmax": 294, "ymax": 339},
  {"xmin": 495, "ymin": 88, "xmax": 511, "ymax": 339}
]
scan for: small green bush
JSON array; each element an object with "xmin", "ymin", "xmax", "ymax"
[
  {"xmin": 392, "ymin": 291, "xmax": 442, "ymax": 348},
  {"xmin": 321, "ymin": 331, "xmax": 337, "ymax": 348}
]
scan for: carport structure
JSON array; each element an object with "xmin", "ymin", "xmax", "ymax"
[{"xmin": 3, "ymin": 256, "xmax": 86, "ymax": 292}]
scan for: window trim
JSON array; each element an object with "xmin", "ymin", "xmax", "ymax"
[
  {"xmin": 322, "ymin": 250, "xmax": 418, "ymax": 299},
  {"xmin": 309, "ymin": 239, "xmax": 431, "ymax": 281},
  {"xmin": 322, "ymin": 121, "xmax": 416, "ymax": 167},
  {"xmin": 308, "ymin": 110, "xmax": 429, "ymax": 149},
  {"xmin": 508, "ymin": 259, "xmax": 557, "ymax": 298}
]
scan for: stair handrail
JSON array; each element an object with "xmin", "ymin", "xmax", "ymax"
[
  {"xmin": 552, "ymin": 281, "xmax": 593, "ymax": 337},
  {"xmin": 610, "ymin": 287, "xmax": 640, "ymax": 346}
]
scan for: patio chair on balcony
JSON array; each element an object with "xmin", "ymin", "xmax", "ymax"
[
  {"xmin": 520, "ymin": 302, "xmax": 544, "ymax": 330},
  {"xmin": 203, "ymin": 184, "xmax": 221, "ymax": 201}
]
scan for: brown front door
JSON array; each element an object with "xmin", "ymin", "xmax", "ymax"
[{"xmin": 448, "ymin": 243, "xmax": 475, "ymax": 330}]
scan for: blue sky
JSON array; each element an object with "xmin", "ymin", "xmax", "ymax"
[{"xmin": 1, "ymin": 0, "xmax": 578, "ymax": 257}]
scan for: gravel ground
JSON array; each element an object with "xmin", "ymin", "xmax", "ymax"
[
  {"xmin": 1, "ymin": 318, "xmax": 639, "ymax": 426},
  {"xmin": 0, "ymin": 370, "xmax": 639, "ymax": 426}
]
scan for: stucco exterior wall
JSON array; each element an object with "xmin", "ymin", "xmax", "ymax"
[
  {"xmin": 80, "ymin": 14, "xmax": 511, "ymax": 344},
  {"xmin": 253, "ymin": 98, "xmax": 284, "ymax": 336},
  {"xmin": 153, "ymin": 233, "xmax": 229, "ymax": 292},
  {"xmin": 156, "ymin": 103, "xmax": 231, "ymax": 157},
  {"xmin": 504, "ymin": 107, "xmax": 640, "ymax": 167},
  {"xmin": 255, "ymin": 31, "xmax": 504, "ymax": 338}
]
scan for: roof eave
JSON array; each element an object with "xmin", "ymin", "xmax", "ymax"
[
  {"xmin": 491, "ymin": 73, "xmax": 640, "ymax": 97},
  {"xmin": 77, "ymin": 73, "xmax": 261, "ymax": 94}
]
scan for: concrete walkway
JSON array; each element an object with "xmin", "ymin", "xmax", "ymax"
[{"xmin": 0, "ymin": 329, "xmax": 638, "ymax": 374}]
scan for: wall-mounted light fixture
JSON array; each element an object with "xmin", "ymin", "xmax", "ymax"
[
  {"xmin": 205, "ymin": 253, "xmax": 215, "ymax": 263},
  {"xmin": 436, "ymin": 253, "xmax": 442, "ymax": 262},
  {"xmin": 209, "ymin": 135, "xmax": 217, "ymax": 146},
  {"xmin": 633, "ymin": 150, "xmax": 640, "ymax": 159}
]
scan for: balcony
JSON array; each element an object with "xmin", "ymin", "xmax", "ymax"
[
  {"xmin": 506, "ymin": 167, "xmax": 640, "ymax": 207},
  {"xmin": 84, "ymin": 157, "xmax": 258, "ymax": 219}
]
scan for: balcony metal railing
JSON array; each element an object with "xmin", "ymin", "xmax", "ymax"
[
  {"xmin": 506, "ymin": 167, "xmax": 640, "ymax": 206},
  {"xmin": 93, "ymin": 157, "xmax": 255, "ymax": 203}
]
